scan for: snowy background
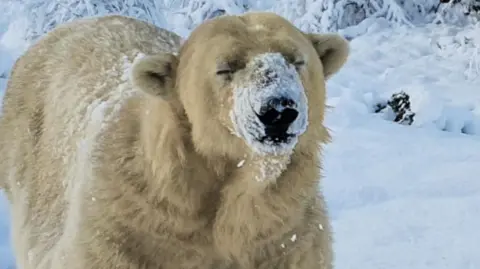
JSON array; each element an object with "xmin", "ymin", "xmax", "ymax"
[{"xmin": 1, "ymin": 0, "xmax": 480, "ymax": 268}]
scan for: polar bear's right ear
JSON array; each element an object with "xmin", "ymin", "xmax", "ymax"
[
  {"xmin": 130, "ymin": 53, "xmax": 178, "ymax": 99},
  {"xmin": 305, "ymin": 33, "xmax": 349, "ymax": 80}
]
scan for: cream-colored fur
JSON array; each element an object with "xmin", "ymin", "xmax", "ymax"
[{"xmin": 0, "ymin": 12, "xmax": 349, "ymax": 269}]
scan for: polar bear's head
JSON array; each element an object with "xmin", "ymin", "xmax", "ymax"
[{"xmin": 131, "ymin": 12, "xmax": 349, "ymax": 159}]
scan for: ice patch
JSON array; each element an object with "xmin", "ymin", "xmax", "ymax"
[{"xmin": 229, "ymin": 52, "xmax": 308, "ymax": 155}]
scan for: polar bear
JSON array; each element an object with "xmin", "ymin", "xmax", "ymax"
[{"xmin": 0, "ymin": 12, "xmax": 349, "ymax": 269}]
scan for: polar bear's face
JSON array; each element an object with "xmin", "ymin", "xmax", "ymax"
[{"xmin": 131, "ymin": 12, "xmax": 349, "ymax": 159}]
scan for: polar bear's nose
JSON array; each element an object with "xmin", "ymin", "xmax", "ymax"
[
  {"xmin": 257, "ymin": 96, "xmax": 299, "ymax": 132},
  {"xmin": 264, "ymin": 97, "xmax": 297, "ymax": 112}
]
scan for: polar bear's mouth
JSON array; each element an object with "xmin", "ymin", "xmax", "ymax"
[
  {"xmin": 255, "ymin": 98, "xmax": 299, "ymax": 144},
  {"xmin": 258, "ymin": 132, "xmax": 296, "ymax": 145}
]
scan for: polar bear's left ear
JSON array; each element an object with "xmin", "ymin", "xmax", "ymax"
[
  {"xmin": 306, "ymin": 33, "xmax": 349, "ymax": 80},
  {"xmin": 130, "ymin": 53, "xmax": 178, "ymax": 99}
]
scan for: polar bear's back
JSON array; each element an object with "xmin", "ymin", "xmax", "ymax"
[
  {"xmin": 1, "ymin": 14, "xmax": 181, "ymax": 197},
  {"xmin": 0, "ymin": 15, "xmax": 181, "ymax": 268}
]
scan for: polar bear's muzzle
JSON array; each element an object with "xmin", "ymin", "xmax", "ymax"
[
  {"xmin": 255, "ymin": 96, "xmax": 299, "ymax": 143},
  {"xmin": 229, "ymin": 52, "xmax": 309, "ymax": 155}
]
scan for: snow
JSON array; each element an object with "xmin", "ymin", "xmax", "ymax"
[
  {"xmin": 237, "ymin": 159, "xmax": 246, "ymax": 167},
  {"xmin": 322, "ymin": 22, "xmax": 480, "ymax": 269},
  {"xmin": 1, "ymin": 1, "xmax": 480, "ymax": 269},
  {"xmin": 0, "ymin": 194, "xmax": 13, "ymax": 268},
  {"xmin": 290, "ymin": 234, "xmax": 297, "ymax": 242}
]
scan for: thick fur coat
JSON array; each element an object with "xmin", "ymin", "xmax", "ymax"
[{"xmin": 0, "ymin": 12, "xmax": 349, "ymax": 269}]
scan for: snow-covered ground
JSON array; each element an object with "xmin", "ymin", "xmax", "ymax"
[
  {"xmin": 324, "ymin": 21, "xmax": 480, "ymax": 269},
  {"xmin": 1, "ymin": 7, "xmax": 480, "ymax": 269}
]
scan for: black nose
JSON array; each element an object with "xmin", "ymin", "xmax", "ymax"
[{"xmin": 257, "ymin": 97, "xmax": 299, "ymax": 136}]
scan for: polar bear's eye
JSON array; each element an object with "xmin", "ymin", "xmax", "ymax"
[
  {"xmin": 293, "ymin": 59, "xmax": 306, "ymax": 70},
  {"xmin": 216, "ymin": 67, "xmax": 233, "ymax": 76},
  {"xmin": 216, "ymin": 62, "xmax": 236, "ymax": 81}
]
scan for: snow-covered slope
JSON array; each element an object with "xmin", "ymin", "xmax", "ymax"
[
  {"xmin": 324, "ymin": 20, "xmax": 480, "ymax": 268},
  {"xmin": 1, "ymin": 3, "xmax": 480, "ymax": 269}
]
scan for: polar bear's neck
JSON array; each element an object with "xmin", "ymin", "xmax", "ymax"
[{"xmin": 139, "ymin": 98, "xmax": 227, "ymax": 217}]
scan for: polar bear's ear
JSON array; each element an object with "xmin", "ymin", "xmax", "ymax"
[
  {"xmin": 306, "ymin": 33, "xmax": 349, "ymax": 80},
  {"xmin": 130, "ymin": 53, "xmax": 178, "ymax": 99}
]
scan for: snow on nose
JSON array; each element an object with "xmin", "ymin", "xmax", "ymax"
[{"xmin": 247, "ymin": 53, "xmax": 308, "ymax": 134}]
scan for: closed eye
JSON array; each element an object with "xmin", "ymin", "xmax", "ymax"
[
  {"xmin": 293, "ymin": 59, "xmax": 306, "ymax": 71},
  {"xmin": 216, "ymin": 62, "xmax": 236, "ymax": 82},
  {"xmin": 216, "ymin": 61, "xmax": 235, "ymax": 75},
  {"xmin": 216, "ymin": 68, "xmax": 233, "ymax": 76}
]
